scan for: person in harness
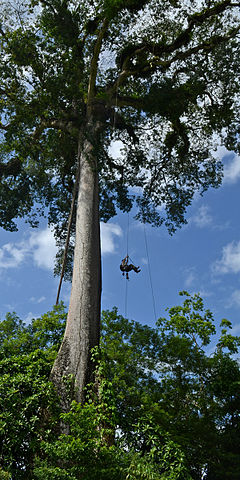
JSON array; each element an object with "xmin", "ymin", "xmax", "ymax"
[{"xmin": 120, "ymin": 255, "xmax": 141, "ymax": 280}]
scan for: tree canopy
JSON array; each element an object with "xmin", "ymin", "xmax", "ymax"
[{"xmin": 0, "ymin": 0, "xmax": 239, "ymax": 269}]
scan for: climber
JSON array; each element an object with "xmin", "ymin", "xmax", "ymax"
[{"xmin": 120, "ymin": 255, "xmax": 141, "ymax": 280}]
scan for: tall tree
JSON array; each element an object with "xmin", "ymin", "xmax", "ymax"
[{"xmin": 0, "ymin": 0, "xmax": 239, "ymax": 406}]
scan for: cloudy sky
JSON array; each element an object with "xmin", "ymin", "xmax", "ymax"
[{"xmin": 0, "ymin": 147, "xmax": 240, "ymax": 342}]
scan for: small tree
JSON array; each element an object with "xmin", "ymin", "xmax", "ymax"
[{"xmin": 0, "ymin": 0, "xmax": 239, "ymax": 405}]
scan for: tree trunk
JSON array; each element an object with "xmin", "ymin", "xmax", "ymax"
[{"xmin": 50, "ymin": 125, "xmax": 102, "ymax": 410}]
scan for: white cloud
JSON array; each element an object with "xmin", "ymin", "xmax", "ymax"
[
  {"xmin": 30, "ymin": 295, "xmax": 46, "ymax": 304},
  {"xmin": 0, "ymin": 242, "xmax": 28, "ymax": 269},
  {"xmin": 100, "ymin": 222, "xmax": 122, "ymax": 254},
  {"xmin": 223, "ymin": 155, "xmax": 240, "ymax": 184},
  {"xmin": 211, "ymin": 143, "xmax": 240, "ymax": 185},
  {"xmin": 231, "ymin": 323, "xmax": 240, "ymax": 335},
  {"xmin": 230, "ymin": 289, "xmax": 240, "ymax": 308},
  {"xmin": 29, "ymin": 228, "xmax": 57, "ymax": 270},
  {"xmin": 185, "ymin": 271, "xmax": 196, "ymax": 288},
  {"xmin": 212, "ymin": 144, "xmax": 229, "ymax": 159},
  {"xmin": 0, "ymin": 227, "xmax": 57, "ymax": 271},
  {"xmin": 212, "ymin": 240, "xmax": 240, "ymax": 274},
  {"xmin": 223, "ymin": 154, "xmax": 240, "ymax": 184},
  {"xmin": 198, "ymin": 289, "xmax": 213, "ymax": 299},
  {"xmin": 37, "ymin": 296, "xmax": 46, "ymax": 303},
  {"xmin": 191, "ymin": 205, "xmax": 212, "ymax": 228},
  {"xmin": 0, "ymin": 223, "xmax": 122, "ymax": 272},
  {"xmin": 183, "ymin": 266, "xmax": 197, "ymax": 288}
]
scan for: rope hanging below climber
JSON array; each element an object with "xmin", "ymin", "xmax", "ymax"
[{"xmin": 120, "ymin": 255, "xmax": 141, "ymax": 280}]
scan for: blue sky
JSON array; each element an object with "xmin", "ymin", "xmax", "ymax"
[{"xmin": 0, "ymin": 146, "xmax": 240, "ymax": 343}]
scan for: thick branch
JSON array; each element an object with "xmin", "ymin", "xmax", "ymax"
[
  {"xmin": 170, "ymin": 0, "xmax": 234, "ymax": 52},
  {"xmin": 103, "ymin": 20, "xmax": 239, "ymax": 114},
  {"xmin": 116, "ymin": 1, "xmax": 237, "ymax": 75},
  {"xmin": 112, "ymin": 95, "xmax": 145, "ymax": 110},
  {"xmin": 87, "ymin": 18, "xmax": 109, "ymax": 105},
  {"xmin": 32, "ymin": 118, "xmax": 76, "ymax": 140},
  {"xmin": 107, "ymin": 48, "xmax": 146, "ymax": 98},
  {"xmin": 160, "ymin": 26, "xmax": 240, "ymax": 71},
  {"xmin": 115, "ymin": 26, "xmax": 240, "ymax": 82}
]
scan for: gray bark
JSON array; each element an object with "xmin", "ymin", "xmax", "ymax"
[{"xmin": 50, "ymin": 126, "xmax": 102, "ymax": 410}]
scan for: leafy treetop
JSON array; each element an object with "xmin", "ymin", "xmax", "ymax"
[{"xmin": 0, "ymin": 0, "xmax": 239, "ymax": 251}]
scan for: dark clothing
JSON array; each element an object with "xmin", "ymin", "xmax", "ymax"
[
  {"xmin": 120, "ymin": 256, "xmax": 141, "ymax": 279},
  {"xmin": 120, "ymin": 263, "xmax": 140, "ymax": 273}
]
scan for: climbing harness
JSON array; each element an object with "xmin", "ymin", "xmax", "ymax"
[{"xmin": 120, "ymin": 255, "xmax": 141, "ymax": 280}]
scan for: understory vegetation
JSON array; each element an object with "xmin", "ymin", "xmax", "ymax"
[{"xmin": 0, "ymin": 292, "xmax": 239, "ymax": 480}]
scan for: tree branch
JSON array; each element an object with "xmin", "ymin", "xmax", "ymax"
[
  {"xmin": 171, "ymin": 0, "xmax": 234, "ymax": 52},
  {"xmin": 161, "ymin": 26, "xmax": 240, "ymax": 70},
  {"xmin": 104, "ymin": 20, "xmax": 239, "ymax": 113},
  {"xmin": 32, "ymin": 118, "xmax": 76, "ymax": 140},
  {"xmin": 117, "ymin": 26, "xmax": 240, "ymax": 80},
  {"xmin": 112, "ymin": 95, "xmax": 145, "ymax": 110},
  {"xmin": 116, "ymin": 1, "xmax": 238, "ymax": 76},
  {"xmin": 87, "ymin": 18, "xmax": 109, "ymax": 106},
  {"xmin": 0, "ymin": 25, "xmax": 7, "ymax": 37},
  {"xmin": 109, "ymin": 46, "xmax": 147, "ymax": 93}
]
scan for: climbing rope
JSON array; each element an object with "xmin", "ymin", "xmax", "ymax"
[
  {"xmin": 124, "ymin": 212, "xmax": 130, "ymax": 317},
  {"xmin": 122, "ymin": 216, "xmax": 157, "ymax": 323},
  {"xmin": 55, "ymin": 159, "xmax": 81, "ymax": 305},
  {"xmin": 143, "ymin": 223, "xmax": 157, "ymax": 323},
  {"xmin": 124, "ymin": 275, "xmax": 128, "ymax": 318},
  {"xmin": 126, "ymin": 211, "xmax": 129, "ymax": 257},
  {"xmin": 113, "ymin": 77, "xmax": 119, "ymax": 132}
]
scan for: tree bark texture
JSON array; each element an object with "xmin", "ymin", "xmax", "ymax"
[{"xmin": 50, "ymin": 127, "xmax": 102, "ymax": 409}]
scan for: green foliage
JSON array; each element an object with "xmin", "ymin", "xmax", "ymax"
[
  {"xmin": 34, "ymin": 400, "xmax": 127, "ymax": 480},
  {"xmin": 0, "ymin": 293, "xmax": 240, "ymax": 479},
  {"xmin": 157, "ymin": 291, "xmax": 216, "ymax": 346},
  {"xmin": 103, "ymin": 0, "xmax": 149, "ymax": 18},
  {"xmin": 99, "ymin": 293, "xmax": 240, "ymax": 480},
  {"xmin": 125, "ymin": 416, "xmax": 192, "ymax": 480},
  {"xmin": 0, "ymin": 304, "xmax": 66, "ymax": 479},
  {"xmin": 33, "ymin": 379, "xmax": 191, "ymax": 480},
  {"xmin": 0, "ymin": 469, "xmax": 11, "ymax": 480},
  {"xmin": 0, "ymin": 0, "xmax": 239, "ymax": 271}
]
